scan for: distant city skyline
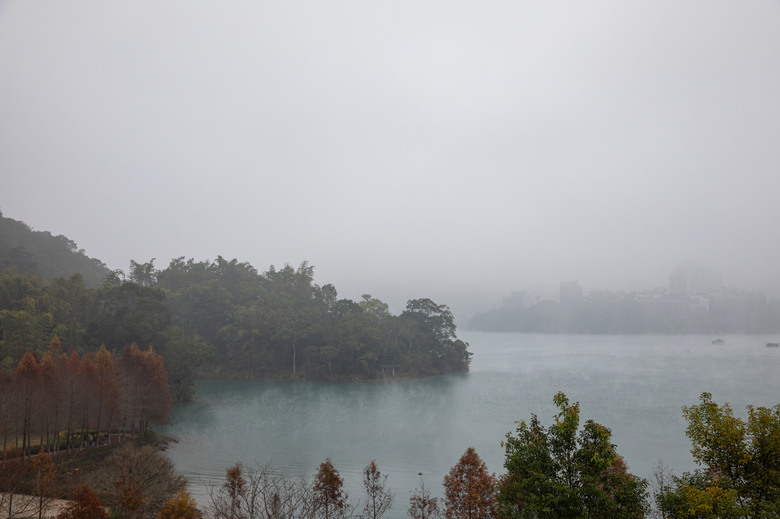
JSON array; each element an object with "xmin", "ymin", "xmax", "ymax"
[
  {"xmin": 3, "ymin": 2, "xmax": 779, "ymax": 320},
  {"xmin": 498, "ymin": 261, "xmax": 768, "ymax": 308}
]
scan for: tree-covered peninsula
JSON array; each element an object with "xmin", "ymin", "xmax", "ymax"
[{"xmin": 1, "ymin": 254, "xmax": 471, "ymax": 402}]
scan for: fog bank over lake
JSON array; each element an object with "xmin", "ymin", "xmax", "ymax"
[
  {"xmin": 161, "ymin": 332, "xmax": 780, "ymax": 515},
  {"xmin": 3, "ymin": 2, "xmax": 780, "ymax": 313}
]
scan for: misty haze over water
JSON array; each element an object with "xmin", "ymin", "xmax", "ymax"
[
  {"xmin": 1, "ymin": 3, "xmax": 779, "ymax": 517},
  {"xmin": 2, "ymin": 1, "xmax": 780, "ymax": 314},
  {"xmin": 161, "ymin": 332, "xmax": 780, "ymax": 517}
]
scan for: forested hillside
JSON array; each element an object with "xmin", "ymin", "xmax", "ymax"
[
  {"xmin": 0, "ymin": 213, "xmax": 471, "ymax": 400},
  {"xmin": 0, "ymin": 211, "xmax": 109, "ymax": 287},
  {"xmin": 0, "ymin": 258, "xmax": 471, "ymax": 402}
]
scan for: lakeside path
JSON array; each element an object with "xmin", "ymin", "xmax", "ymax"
[
  {"xmin": 1, "ymin": 432, "xmax": 133, "ymax": 464},
  {"xmin": 0, "ymin": 493, "xmax": 71, "ymax": 519}
]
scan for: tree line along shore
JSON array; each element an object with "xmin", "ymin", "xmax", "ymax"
[
  {"xmin": 2, "ymin": 213, "xmax": 779, "ymax": 517},
  {"xmin": 2, "ymin": 211, "xmax": 472, "ymax": 402},
  {"xmin": 0, "ymin": 259, "xmax": 472, "ymax": 404}
]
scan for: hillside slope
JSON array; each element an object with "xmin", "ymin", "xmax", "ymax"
[{"xmin": 0, "ymin": 210, "xmax": 109, "ymax": 287}]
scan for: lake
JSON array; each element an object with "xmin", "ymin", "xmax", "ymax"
[{"xmin": 160, "ymin": 332, "xmax": 780, "ymax": 516}]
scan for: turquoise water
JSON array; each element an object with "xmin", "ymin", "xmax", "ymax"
[{"xmin": 160, "ymin": 332, "xmax": 780, "ymax": 515}]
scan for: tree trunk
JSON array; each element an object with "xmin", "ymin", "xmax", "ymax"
[
  {"xmin": 292, "ymin": 336, "xmax": 297, "ymax": 377},
  {"xmin": 95, "ymin": 388, "xmax": 103, "ymax": 441},
  {"xmin": 51, "ymin": 407, "xmax": 60, "ymax": 453}
]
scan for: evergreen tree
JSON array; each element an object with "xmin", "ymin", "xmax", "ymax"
[{"xmin": 498, "ymin": 392, "xmax": 648, "ymax": 518}]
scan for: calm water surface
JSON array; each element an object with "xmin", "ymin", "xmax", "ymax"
[{"xmin": 161, "ymin": 332, "xmax": 780, "ymax": 515}]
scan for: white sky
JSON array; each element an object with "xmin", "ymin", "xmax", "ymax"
[{"xmin": 2, "ymin": 1, "xmax": 779, "ymax": 315}]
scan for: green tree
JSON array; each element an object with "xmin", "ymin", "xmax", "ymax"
[
  {"xmin": 399, "ymin": 299, "xmax": 471, "ymax": 374},
  {"xmin": 129, "ymin": 259, "xmax": 158, "ymax": 287},
  {"xmin": 329, "ymin": 309, "xmax": 383, "ymax": 378},
  {"xmin": 654, "ymin": 469, "xmax": 741, "ymax": 519},
  {"xmin": 497, "ymin": 392, "xmax": 648, "ymax": 519},
  {"xmin": 160, "ymin": 328, "xmax": 217, "ymax": 402},
  {"xmin": 259, "ymin": 262, "xmax": 326, "ymax": 377},
  {"xmin": 655, "ymin": 392, "xmax": 780, "ymax": 517},
  {"xmin": 157, "ymin": 258, "xmax": 234, "ymax": 357},
  {"xmin": 87, "ymin": 281, "xmax": 171, "ymax": 349},
  {"xmin": 0, "ymin": 308, "xmax": 49, "ymax": 374},
  {"xmin": 360, "ymin": 295, "xmax": 390, "ymax": 320},
  {"xmin": 46, "ymin": 273, "xmax": 92, "ymax": 351},
  {"xmin": 158, "ymin": 489, "xmax": 202, "ymax": 519}
]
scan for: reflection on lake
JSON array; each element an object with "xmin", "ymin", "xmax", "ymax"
[{"xmin": 161, "ymin": 332, "xmax": 780, "ymax": 517}]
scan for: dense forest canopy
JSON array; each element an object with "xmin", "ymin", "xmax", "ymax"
[{"xmin": 0, "ymin": 254, "xmax": 471, "ymax": 402}]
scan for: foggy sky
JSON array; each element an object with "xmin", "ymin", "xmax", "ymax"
[{"xmin": 1, "ymin": 1, "xmax": 779, "ymax": 315}]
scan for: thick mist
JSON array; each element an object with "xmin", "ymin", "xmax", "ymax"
[{"xmin": 2, "ymin": 1, "xmax": 779, "ymax": 315}]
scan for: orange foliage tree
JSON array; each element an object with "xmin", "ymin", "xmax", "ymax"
[
  {"xmin": 78, "ymin": 354, "xmax": 99, "ymax": 447},
  {"xmin": 442, "ymin": 448, "xmax": 496, "ymax": 519},
  {"xmin": 14, "ymin": 351, "xmax": 41, "ymax": 462},
  {"xmin": 0, "ymin": 458, "xmax": 36, "ymax": 518},
  {"xmin": 361, "ymin": 460, "xmax": 394, "ymax": 519},
  {"xmin": 314, "ymin": 458, "xmax": 349, "ymax": 519},
  {"xmin": 2, "ymin": 337, "xmax": 172, "ymax": 459},
  {"xmin": 57, "ymin": 485, "xmax": 110, "ymax": 519},
  {"xmin": 408, "ymin": 479, "xmax": 440, "ymax": 519},
  {"xmin": 115, "ymin": 467, "xmax": 144, "ymax": 519},
  {"xmin": 93, "ymin": 344, "xmax": 120, "ymax": 436},
  {"xmin": 61, "ymin": 350, "xmax": 84, "ymax": 452},
  {"xmin": 32, "ymin": 451, "xmax": 58, "ymax": 519},
  {"xmin": 40, "ymin": 338, "xmax": 65, "ymax": 453},
  {"xmin": 159, "ymin": 489, "xmax": 202, "ymax": 519},
  {"xmin": 119, "ymin": 343, "xmax": 171, "ymax": 436}
]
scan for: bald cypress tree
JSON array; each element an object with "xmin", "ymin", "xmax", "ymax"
[{"xmin": 443, "ymin": 448, "xmax": 496, "ymax": 519}]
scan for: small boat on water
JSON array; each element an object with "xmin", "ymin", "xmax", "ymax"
[
  {"xmin": 766, "ymin": 342, "xmax": 779, "ymax": 348},
  {"xmin": 712, "ymin": 338, "xmax": 725, "ymax": 344}
]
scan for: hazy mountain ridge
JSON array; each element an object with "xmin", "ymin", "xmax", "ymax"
[
  {"xmin": 0, "ymin": 210, "xmax": 109, "ymax": 287},
  {"xmin": 468, "ymin": 289, "xmax": 780, "ymax": 334}
]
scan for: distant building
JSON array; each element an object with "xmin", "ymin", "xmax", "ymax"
[
  {"xmin": 668, "ymin": 263, "xmax": 723, "ymax": 315},
  {"xmin": 688, "ymin": 295, "xmax": 710, "ymax": 314},
  {"xmin": 525, "ymin": 292, "xmax": 539, "ymax": 307},
  {"xmin": 503, "ymin": 291, "xmax": 538, "ymax": 307},
  {"xmin": 560, "ymin": 281, "xmax": 583, "ymax": 305},
  {"xmin": 669, "ymin": 263, "xmax": 722, "ymax": 295}
]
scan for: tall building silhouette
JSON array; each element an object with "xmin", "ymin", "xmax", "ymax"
[
  {"xmin": 560, "ymin": 281, "xmax": 583, "ymax": 305},
  {"xmin": 669, "ymin": 263, "xmax": 722, "ymax": 295}
]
